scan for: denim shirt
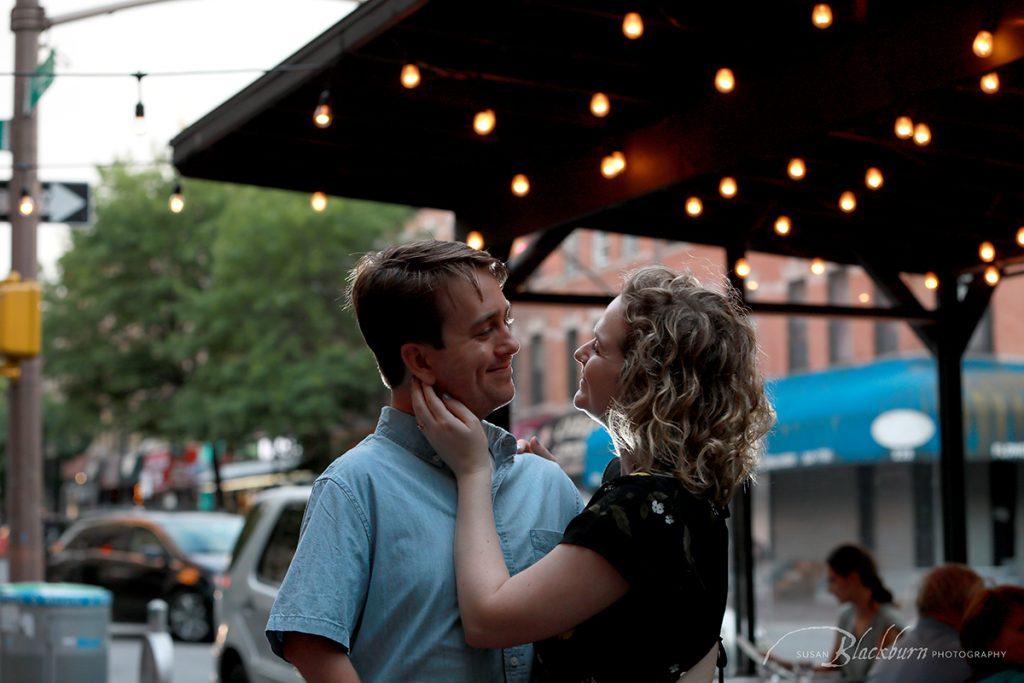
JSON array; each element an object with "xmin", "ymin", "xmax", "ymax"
[{"xmin": 266, "ymin": 406, "xmax": 583, "ymax": 682}]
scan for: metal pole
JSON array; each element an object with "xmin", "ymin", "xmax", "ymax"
[
  {"xmin": 7, "ymin": 0, "xmax": 45, "ymax": 581},
  {"xmin": 936, "ymin": 275, "xmax": 968, "ymax": 563}
]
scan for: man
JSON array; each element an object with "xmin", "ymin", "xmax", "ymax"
[
  {"xmin": 266, "ymin": 240, "xmax": 582, "ymax": 682},
  {"xmin": 868, "ymin": 563, "xmax": 983, "ymax": 683}
]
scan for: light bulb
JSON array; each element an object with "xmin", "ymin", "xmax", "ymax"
[
  {"xmin": 894, "ymin": 116, "xmax": 914, "ymax": 139},
  {"xmin": 924, "ymin": 272, "xmax": 939, "ymax": 290},
  {"xmin": 401, "ymin": 63, "xmax": 421, "ymax": 89},
  {"xmin": 980, "ymin": 72, "xmax": 1000, "ymax": 94},
  {"xmin": 839, "ymin": 191, "xmax": 857, "ymax": 213},
  {"xmin": 810, "ymin": 258, "xmax": 826, "ymax": 275},
  {"xmin": 18, "ymin": 188, "xmax": 34, "ymax": 216},
  {"xmin": 685, "ymin": 197, "xmax": 703, "ymax": 217},
  {"xmin": 984, "ymin": 266, "xmax": 1000, "ymax": 286},
  {"xmin": 719, "ymin": 176, "xmax": 738, "ymax": 198},
  {"xmin": 734, "ymin": 258, "xmax": 751, "ymax": 278},
  {"xmin": 1016, "ymin": 227, "xmax": 1024, "ymax": 247},
  {"xmin": 600, "ymin": 151, "xmax": 626, "ymax": 178},
  {"xmin": 913, "ymin": 122, "xmax": 931, "ymax": 146},
  {"xmin": 812, "ymin": 4, "xmax": 833, "ymax": 29},
  {"xmin": 511, "ymin": 174, "xmax": 530, "ymax": 197},
  {"xmin": 473, "ymin": 109, "xmax": 496, "ymax": 135},
  {"xmin": 774, "ymin": 215, "xmax": 792, "ymax": 236},
  {"xmin": 313, "ymin": 90, "xmax": 332, "ymax": 128},
  {"xmin": 714, "ymin": 68, "xmax": 735, "ymax": 94},
  {"xmin": 865, "ymin": 167, "xmax": 884, "ymax": 190},
  {"xmin": 168, "ymin": 184, "xmax": 184, "ymax": 214},
  {"xmin": 590, "ymin": 92, "xmax": 610, "ymax": 117},
  {"xmin": 858, "ymin": 292, "xmax": 871, "ymax": 304},
  {"xmin": 622, "ymin": 12, "xmax": 644, "ymax": 39},
  {"xmin": 973, "ymin": 30, "xmax": 994, "ymax": 58},
  {"xmin": 134, "ymin": 101, "xmax": 146, "ymax": 136},
  {"xmin": 466, "ymin": 231, "xmax": 485, "ymax": 250},
  {"xmin": 746, "ymin": 279, "xmax": 759, "ymax": 291},
  {"xmin": 979, "ymin": 241, "xmax": 995, "ymax": 262},
  {"xmin": 787, "ymin": 158, "xmax": 806, "ymax": 180},
  {"xmin": 310, "ymin": 191, "xmax": 328, "ymax": 213}
]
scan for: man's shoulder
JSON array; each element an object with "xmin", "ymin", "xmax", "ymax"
[{"xmin": 317, "ymin": 434, "xmax": 391, "ymax": 485}]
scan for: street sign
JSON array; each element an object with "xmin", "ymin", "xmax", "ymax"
[
  {"xmin": 0, "ymin": 181, "xmax": 90, "ymax": 223},
  {"xmin": 25, "ymin": 49, "xmax": 56, "ymax": 114}
]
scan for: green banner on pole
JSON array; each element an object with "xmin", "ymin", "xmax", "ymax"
[
  {"xmin": 0, "ymin": 120, "xmax": 9, "ymax": 151},
  {"xmin": 25, "ymin": 50, "xmax": 56, "ymax": 114}
]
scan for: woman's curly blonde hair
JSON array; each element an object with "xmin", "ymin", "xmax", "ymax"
[{"xmin": 607, "ymin": 266, "xmax": 775, "ymax": 507}]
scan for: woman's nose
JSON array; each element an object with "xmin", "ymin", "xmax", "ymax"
[{"xmin": 574, "ymin": 344, "xmax": 588, "ymax": 364}]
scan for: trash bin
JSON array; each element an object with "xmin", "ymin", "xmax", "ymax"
[{"xmin": 0, "ymin": 582, "xmax": 110, "ymax": 683}]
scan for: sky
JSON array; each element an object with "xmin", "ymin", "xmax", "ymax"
[{"xmin": 0, "ymin": 0, "xmax": 358, "ymax": 278}]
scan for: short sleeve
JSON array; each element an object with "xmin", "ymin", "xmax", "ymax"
[
  {"xmin": 265, "ymin": 478, "xmax": 372, "ymax": 659},
  {"xmin": 560, "ymin": 476, "xmax": 692, "ymax": 587}
]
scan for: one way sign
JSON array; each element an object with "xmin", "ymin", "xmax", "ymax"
[{"xmin": 0, "ymin": 181, "xmax": 91, "ymax": 223}]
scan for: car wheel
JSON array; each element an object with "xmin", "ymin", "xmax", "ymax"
[
  {"xmin": 223, "ymin": 660, "xmax": 249, "ymax": 683},
  {"xmin": 168, "ymin": 590, "xmax": 212, "ymax": 642}
]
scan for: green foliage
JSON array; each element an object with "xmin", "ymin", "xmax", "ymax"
[{"xmin": 43, "ymin": 163, "xmax": 409, "ymax": 463}]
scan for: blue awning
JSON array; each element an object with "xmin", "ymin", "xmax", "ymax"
[{"xmin": 763, "ymin": 357, "xmax": 1024, "ymax": 470}]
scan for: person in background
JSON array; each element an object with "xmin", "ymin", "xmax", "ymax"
[
  {"xmin": 868, "ymin": 563, "xmax": 983, "ymax": 683},
  {"xmin": 960, "ymin": 586, "xmax": 1024, "ymax": 682}
]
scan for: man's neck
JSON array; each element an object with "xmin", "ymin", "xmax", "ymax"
[{"xmin": 390, "ymin": 388, "xmax": 414, "ymax": 415}]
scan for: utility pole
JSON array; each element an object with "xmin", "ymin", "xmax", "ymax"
[{"xmin": 7, "ymin": 0, "xmax": 45, "ymax": 581}]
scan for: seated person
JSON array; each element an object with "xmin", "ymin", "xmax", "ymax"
[{"xmin": 960, "ymin": 586, "xmax": 1024, "ymax": 683}]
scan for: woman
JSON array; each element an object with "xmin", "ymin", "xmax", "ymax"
[
  {"xmin": 412, "ymin": 266, "xmax": 774, "ymax": 682},
  {"xmin": 960, "ymin": 586, "xmax": 1024, "ymax": 682}
]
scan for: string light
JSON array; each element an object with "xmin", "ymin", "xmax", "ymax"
[
  {"xmin": 980, "ymin": 72, "xmax": 1000, "ymax": 94},
  {"xmin": 719, "ymin": 177, "xmax": 738, "ymax": 198},
  {"xmin": 714, "ymin": 68, "xmax": 735, "ymax": 93},
  {"xmin": 1016, "ymin": 227, "xmax": 1024, "ymax": 247},
  {"xmin": 310, "ymin": 191, "xmax": 328, "ymax": 212},
  {"xmin": 168, "ymin": 184, "xmax": 184, "ymax": 213},
  {"xmin": 858, "ymin": 292, "xmax": 871, "ymax": 304},
  {"xmin": 774, "ymin": 215, "xmax": 792, "ymax": 236},
  {"xmin": 787, "ymin": 158, "xmax": 806, "ymax": 180},
  {"xmin": 746, "ymin": 280, "xmax": 759, "ymax": 292},
  {"xmin": 734, "ymin": 258, "xmax": 751, "ymax": 278},
  {"xmin": 810, "ymin": 258, "xmax": 826, "ymax": 275},
  {"xmin": 18, "ymin": 188, "xmax": 34, "ymax": 216},
  {"xmin": 473, "ymin": 109, "xmax": 496, "ymax": 135},
  {"xmin": 590, "ymin": 92, "xmax": 610, "ymax": 118},
  {"xmin": 865, "ymin": 167, "xmax": 884, "ymax": 190},
  {"xmin": 511, "ymin": 174, "xmax": 530, "ymax": 197},
  {"xmin": 979, "ymin": 241, "xmax": 995, "ymax": 262},
  {"xmin": 622, "ymin": 12, "xmax": 644, "ymax": 39},
  {"xmin": 924, "ymin": 272, "xmax": 939, "ymax": 290},
  {"xmin": 313, "ymin": 90, "xmax": 332, "ymax": 128},
  {"xmin": 984, "ymin": 266, "xmax": 1000, "ymax": 286},
  {"xmin": 839, "ymin": 191, "xmax": 857, "ymax": 213},
  {"xmin": 682, "ymin": 196, "xmax": 702, "ymax": 217},
  {"xmin": 133, "ymin": 72, "xmax": 146, "ymax": 136},
  {"xmin": 466, "ymin": 231, "xmax": 485, "ymax": 250},
  {"xmin": 913, "ymin": 122, "xmax": 931, "ymax": 146},
  {"xmin": 894, "ymin": 116, "xmax": 914, "ymax": 139},
  {"xmin": 973, "ymin": 30, "xmax": 994, "ymax": 58},
  {"xmin": 400, "ymin": 63, "xmax": 421, "ymax": 89},
  {"xmin": 812, "ymin": 4, "xmax": 833, "ymax": 29},
  {"xmin": 600, "ymin": 151, "xmax": 626, "ymax": 178}
]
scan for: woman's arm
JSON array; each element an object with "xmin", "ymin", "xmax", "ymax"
[{"xmin": 453, "ymin": 468, "xmax": 628, "ymax": 648}]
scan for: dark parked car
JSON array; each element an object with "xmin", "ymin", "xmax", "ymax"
[{"xmin": 47, "ymin": 511, "xmax": 243, "ymax": 642}]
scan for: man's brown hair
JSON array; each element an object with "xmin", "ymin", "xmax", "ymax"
[{"xmin": 346, "ymin": 240, "xmax": 507, "ymax": 389}]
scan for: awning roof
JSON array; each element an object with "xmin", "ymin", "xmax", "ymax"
[{"xmin": 764, "ymin": 357, "xmax": 1024, "ymax": 469}]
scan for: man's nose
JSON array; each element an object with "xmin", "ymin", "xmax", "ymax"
[
  {"xmin": 574, "ymin": 344, "xmax": 587, "ymax": 364},
  {"xmin": 499, "ymin": 327, "xmax": 520, "ymax": 356}
]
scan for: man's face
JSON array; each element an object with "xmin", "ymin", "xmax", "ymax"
[{"xmin": 423, "ymin": 270, "xmax": 520, "ymax": 418}]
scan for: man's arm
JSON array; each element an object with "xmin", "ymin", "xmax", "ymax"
[{"xmin": 283, "ymin": 632, "xmax": 362, "ymax": 683}]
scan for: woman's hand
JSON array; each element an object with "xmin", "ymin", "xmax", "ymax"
[
  {"xmin": 411, "ymin": 378, "xmax": 493, "ymax": 479},
  {"xmin": 516, "ymin": 436, "xmax": 557, "ymax": 462}
]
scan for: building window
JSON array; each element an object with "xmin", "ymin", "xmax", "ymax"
[
  {"xmin": 873, "ymin": 287, "xmax": 900, "ymax": 357},
  {"xmin": 827, "ymin": 268, "xmax": 852, "ymax": 365},
  {"xmin": 530, "ymin": 333, "xmax": 544, "ymax": 406},
  {"xmin": 563, "ymin": 233, "xmax": 579, "ymax": 276},
  {"xmin": 566, "ymin": 329, "xmax": 579, "ymax": 400},
  {"xmin": 592, "ymin": 232, "xmax": 610, "ymax": 268},
  {"xmin": 787, "ymin": 279, "xmax": 809, "ymax": 372},
  {"xmin": 622, "ymin": 235, "xmax": 639, "ymax": 259}
]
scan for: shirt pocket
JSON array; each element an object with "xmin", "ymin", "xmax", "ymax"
[{"xmin": 529, "ymin": 528, "xmax": 564, "ymax": 564}]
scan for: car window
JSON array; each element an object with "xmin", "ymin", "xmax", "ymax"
[
  {"xmin": 159, "ymin": 516, "xmax": 244, "ymax": 556},
  {"xmin": 228, "ymin": 502, "xmax": 266, "ymax": 571},
  {"xmin": 65, "ymin": 524, "xmax": 117, "ymax": 550},
  {"xmin": 257, "ymin": 503, "xmax": 306, "ymax": 586},
  {"xmin": 107, "ymin": 525, "xmax": 135, "ymax": 552},
  {"xmin": 130, "ymin": 527, "xmax": 166, "ymax": 556}
]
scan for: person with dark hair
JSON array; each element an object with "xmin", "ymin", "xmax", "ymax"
[
  {"xmin": 960, "ymin": 586, "xmax": 1024, "ymax": 682},
  {"xmin": 868, "ymin": 564, "xmax": 983, "ymax": 683},
  {"xmin": 413, "ymin": 266, "xmax": 775, "ymax": 682},
  {"xmin": 265, "ymin": 240, "xmax": 583, "ymax": 682}
]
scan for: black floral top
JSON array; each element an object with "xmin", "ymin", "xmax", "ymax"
[{"xmin": 533, "ymin": 472, "xmax": 729, "ymax": 683}]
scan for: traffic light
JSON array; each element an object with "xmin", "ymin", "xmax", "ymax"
[{"xmin": 0, "ymin": 272, "xmax": 41, "ymax": 379}]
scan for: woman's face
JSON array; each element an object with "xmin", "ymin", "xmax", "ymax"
[
  {"xmin": 827, "ymin": 567, "xmax": 858, "ymax": 604},
  {"xmin": 573, "ymin": 296, "xmax": 628, "ymax": 421}
]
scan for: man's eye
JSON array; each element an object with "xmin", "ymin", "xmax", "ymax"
[{"xmin": 477, "ymin": 327, "xmax": 494, "ymax": 336}]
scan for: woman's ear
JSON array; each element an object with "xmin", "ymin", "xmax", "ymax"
[{"xmin": 400, "ymin": 342, "xmax": 437, "ymax": 385}]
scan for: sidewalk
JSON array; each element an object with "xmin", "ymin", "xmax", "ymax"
[{"xmin": 109, "ymin": 624, "xmax": 213, "ymax": 683}]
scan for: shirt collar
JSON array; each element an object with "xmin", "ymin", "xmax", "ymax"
[{"xmin": 376, "ymin": 406, "xmax": 518, "ymax": 469}]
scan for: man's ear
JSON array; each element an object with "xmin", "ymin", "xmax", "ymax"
[{"xmin": 399, "ymin": 342, "xmax": 437, "ymax": 385}]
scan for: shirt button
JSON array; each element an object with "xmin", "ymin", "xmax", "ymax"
[{"xmin": 510, "ymin": 656, "xmax": 520, "ymax": 667}]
